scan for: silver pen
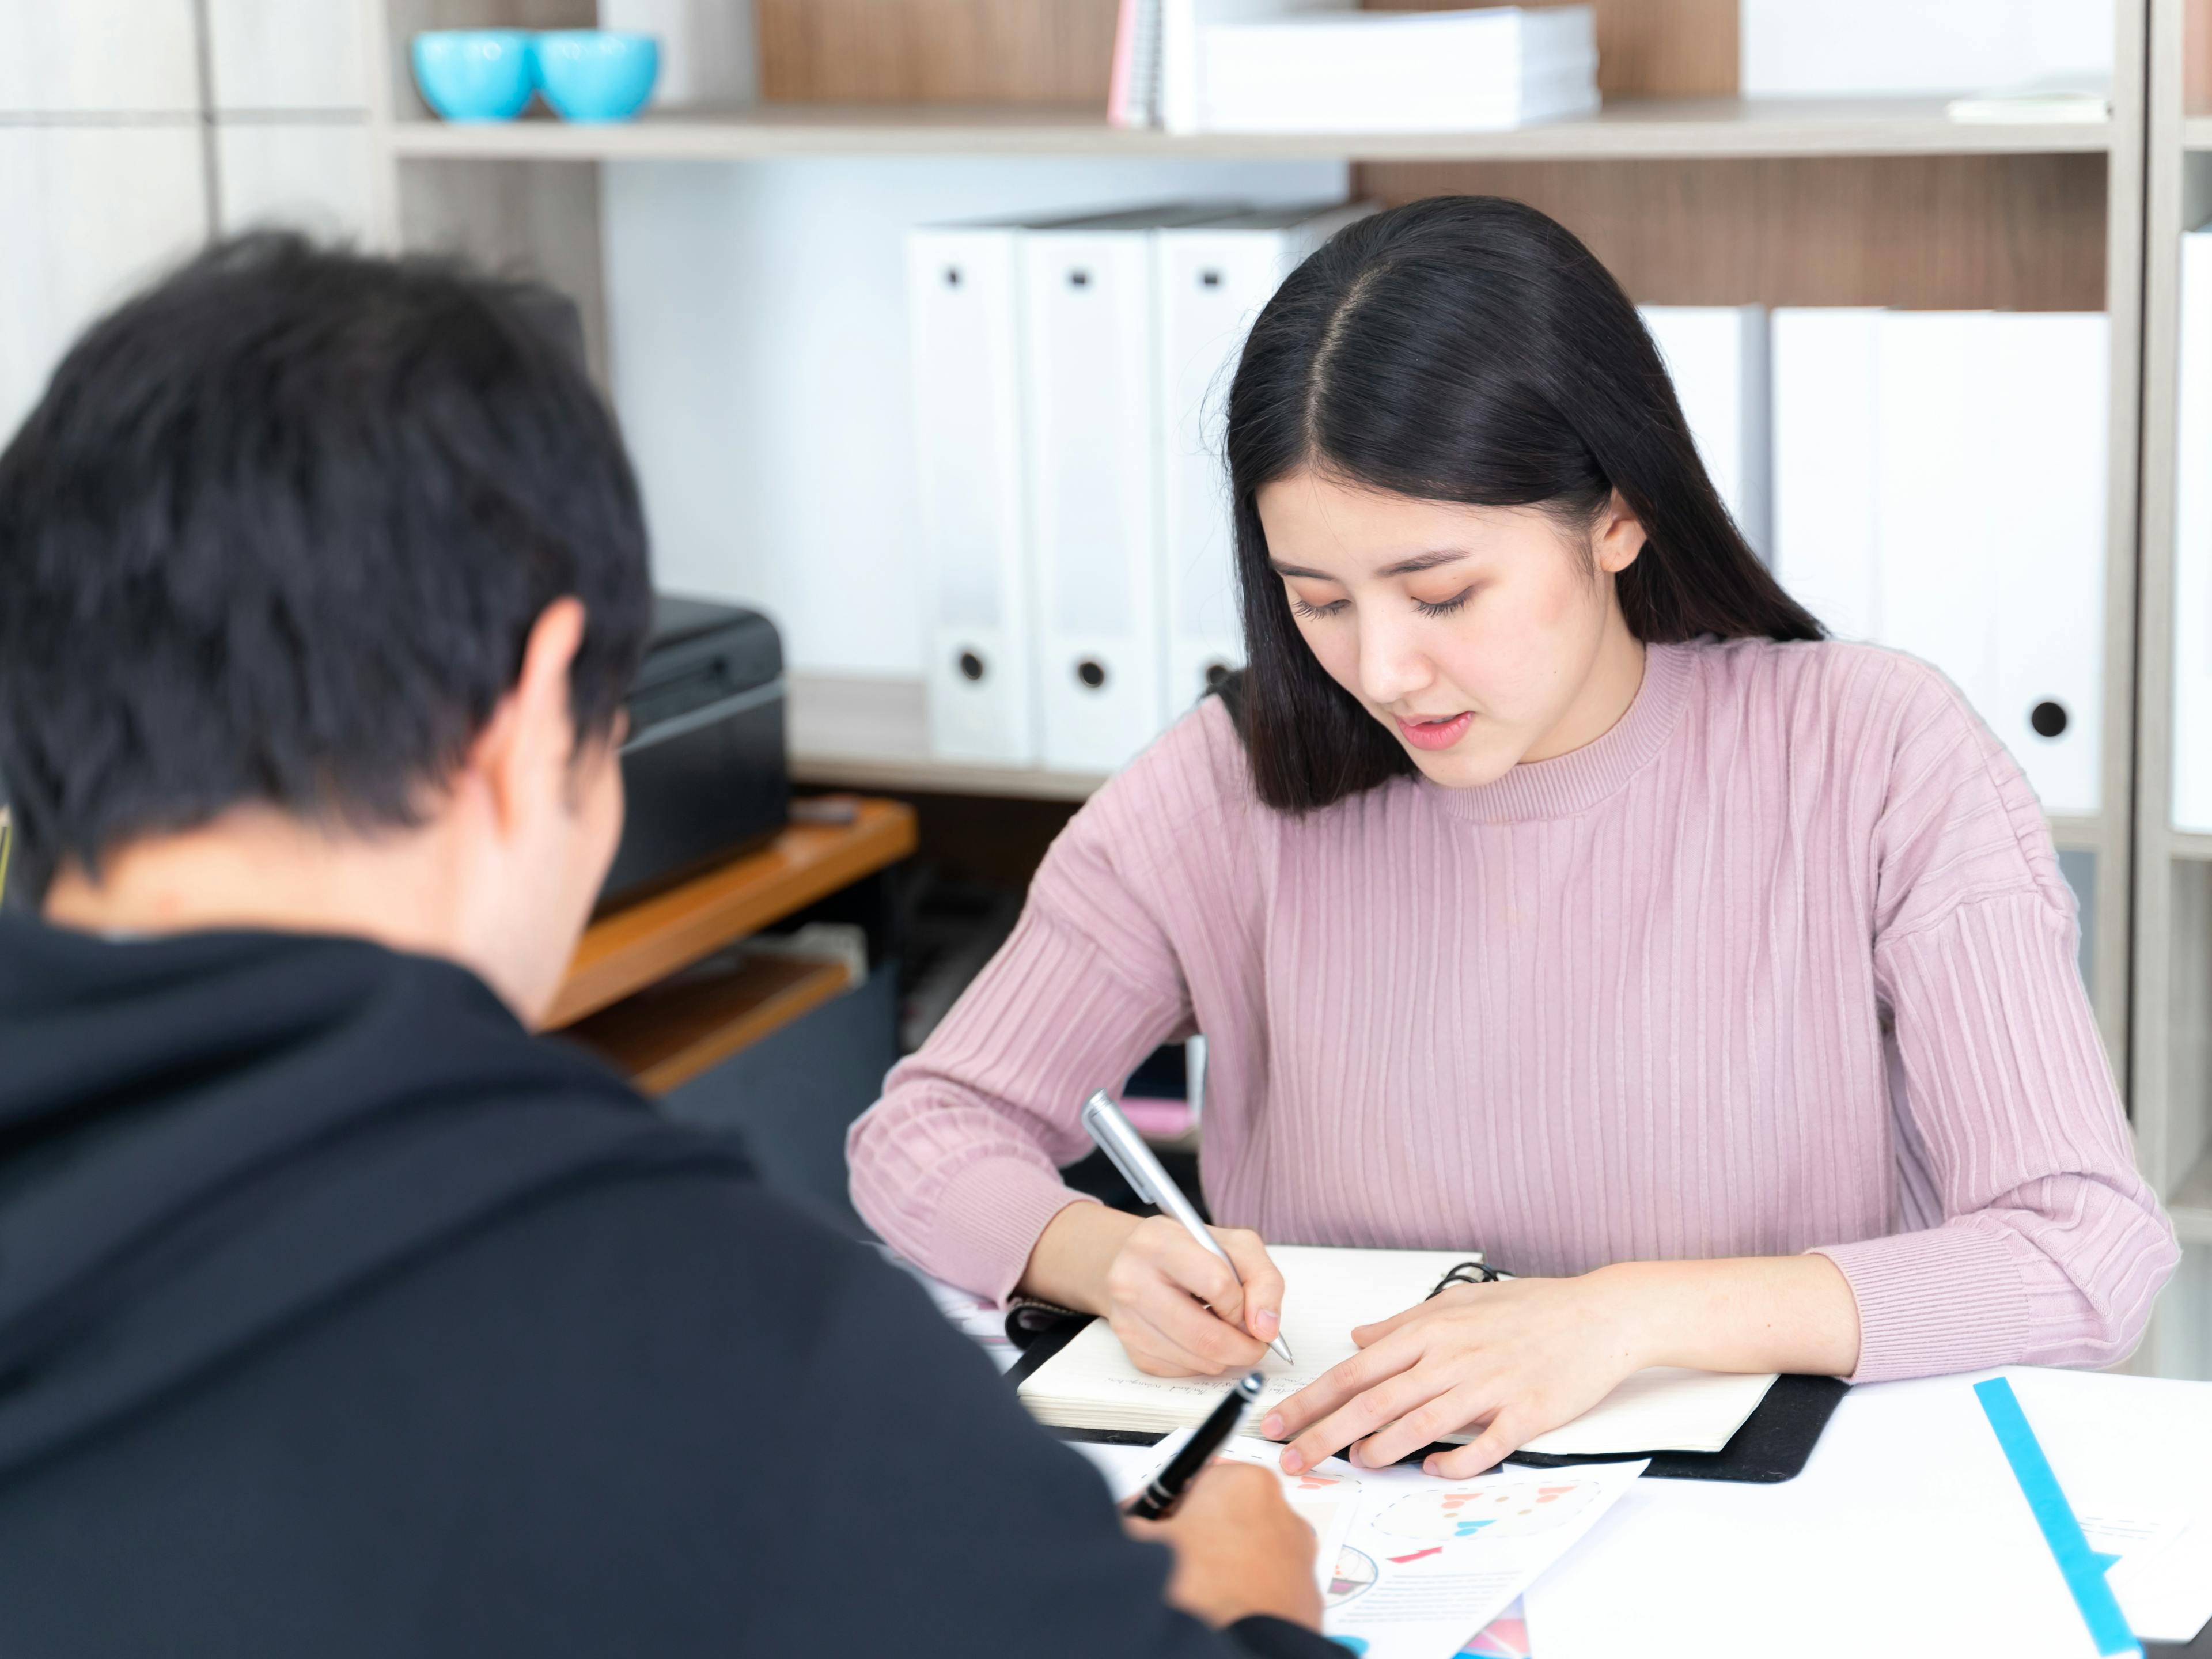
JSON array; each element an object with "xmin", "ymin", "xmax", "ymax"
[{"xmin": 1080, "ymin": 1089, "xmax": 1294, "ymax": 1365}]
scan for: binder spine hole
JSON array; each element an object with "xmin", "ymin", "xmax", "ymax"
[
  {"xmin": 942, "ymin": 266, "xmax": 961, "ymax": 288},
  {"xmin": 1067, "ymin": 270, "xmax": 1090, "ymax": 289},
  {"xmin": 1200, "ymin": 270, "xmax": 1222, "ymax": 288},
  {"xmin": 1203, "ymin": 661, "xmax": 1233, "ymax": 692},
  {"xmin": 2030, "ymin": 700, "xmax": 2069, "ymax": 739},
  {"xmin": 1075, "ymin": 659, "xmax": 1108, "ymax": 691},
  {"xmin": 956, "ymin": 650, "xmax": 987, "ymax": 683}
]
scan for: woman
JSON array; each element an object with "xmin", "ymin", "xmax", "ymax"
[{"xmin": 849, "ymin": 196, "xmax": 2176, "ymax": 1478}]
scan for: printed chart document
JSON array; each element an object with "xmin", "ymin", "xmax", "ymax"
[
  {"xmin": 1198, "ymin": 1437, "xmax": 1643, "ymax": 1658},
  {"xmin": 1017, "ymin": 1245, "xmax": 1776, "ymax": 1455}
]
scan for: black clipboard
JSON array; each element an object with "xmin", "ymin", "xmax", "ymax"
[{"xmin": 1005, "ymin": 1308, "xmax": 1848, "ymax": 1480}]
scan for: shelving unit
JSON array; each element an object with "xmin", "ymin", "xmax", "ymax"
[
  {"xmin": 382, "ymin": 96, "xmax": 2115, "ymax": 163},
  {"xmin": 361, "ymin": 0, "xmax": 2177, "ymax": 1364},
  {"xmin": 2130, "ymin": 0, "xmax": 2212, "ymax": 1376}
]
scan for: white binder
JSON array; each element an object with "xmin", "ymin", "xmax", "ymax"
[
  {"xmin": 1771, "ymin": 309, "xmax": 2106, "ymax": 817},
  {"xmin": 1154, "ymin": 201, "xmax": 1368, "ymax": 715},
  {"xmin": 2177, "ymin": 232, "xmax": 2212, "ymax": 832},
  {"xmin": 1771, "ymin": 308, "xmax": 1881, "ymax": 639},
  {"xmin": 1024, "ymin": 205, "xmax": 1225, "ymax": 773},
  {"xmin": 1639, "ymin": 305, "xmax": 1771, "ymax": 562},
  {"xmin": 908, "ymin": 222, "xmax": 1035, "ymax": 764}
]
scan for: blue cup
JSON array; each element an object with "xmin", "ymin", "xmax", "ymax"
[
  {"xmin": 412, "ymin": 30, "xmax": 535, "ymax": 122},
  {"xmin": 532, "ymin": 31, "xmax": 660, "ymax": 123}
]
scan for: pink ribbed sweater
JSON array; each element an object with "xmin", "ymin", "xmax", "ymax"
[{"xmin": 849, "ymin": 640, "xmax": 2178, "ymax": 1382}]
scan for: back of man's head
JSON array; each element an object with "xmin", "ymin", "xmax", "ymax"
[{"xmin": 0, "ymin": 233, "xmax": 652, "ymax": 904}]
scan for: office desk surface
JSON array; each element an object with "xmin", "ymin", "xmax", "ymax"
[
  {"xmin": 546, "ymin": 798, "xmax": 915, "ymax": 1028},
  {"xmin": 1523, "ymin": 1367, "xmax": 2212, "ymax": 1659}
]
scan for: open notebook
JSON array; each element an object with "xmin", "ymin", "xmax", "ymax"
[{"xmin": 1016, "ymin": 1244, "xmax": 1778, "ymax": 1456}]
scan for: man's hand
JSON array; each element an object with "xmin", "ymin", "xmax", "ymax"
[
  {"xmin": 1123, "ymin": 1463, "xmax": 1322, "ymax": 1631},
  {"xmin": 1022, "ymin": 1205, "xmax": 1287, "ymax": 1377}
]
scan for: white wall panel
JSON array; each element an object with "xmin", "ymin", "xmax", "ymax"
[
  {"xmin": 0, "ymin": 0, "xmax": 200, "ymax": 113},
  {"xmin": 0, "ymin": 127, "xmax": 208, "ymax": 442}
]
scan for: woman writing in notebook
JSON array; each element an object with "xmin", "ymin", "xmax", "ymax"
[{"xmin": 848, "ymin": 196, "xmax": 2177, "ymax": 1477}]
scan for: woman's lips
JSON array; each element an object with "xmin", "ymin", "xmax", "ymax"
[{"xmin": 1392, "ymin": 710, "xmax": 1474, "ymax": 751}]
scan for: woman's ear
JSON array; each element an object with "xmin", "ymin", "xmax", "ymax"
[{"xmin": 1594, "ymin": 489, "xmax": 1646, "ymax": 575}]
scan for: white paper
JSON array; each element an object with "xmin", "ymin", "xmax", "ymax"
[
  {"xmin": 1525, "ymin": 1371, "xmax": 2118, "ymax": 1659},
  {"xmin": 1323, "ymin": 1457, "xmax": 1645, "ymax": 1658},
  {"xmin": 1132, "ymin": 1436, "xmax": 1643, "ymax": 1657},
  {"xmin": 2005, "ymin": 1368, "xmax": 2212, "ymax": 1645}
]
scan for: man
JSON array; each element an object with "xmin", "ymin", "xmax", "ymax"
[{"xmin": 0, "ymin": 235, "xmax": 1332, "ymax": 1657}]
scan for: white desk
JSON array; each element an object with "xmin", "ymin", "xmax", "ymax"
[{"xmin": 1524, "ymin": 1368, "xmax": 2212, "ymax": 1659}]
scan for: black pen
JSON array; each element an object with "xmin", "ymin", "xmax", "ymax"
[{"xmin": 1127, "ymin": 1370, "xmax": 1267, "ymax": 1521}]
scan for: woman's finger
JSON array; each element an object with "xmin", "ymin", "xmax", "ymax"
[
  {"xmin": 1348, "ymin": 1296, "xmax": 1448, "ymax": 1348},
  {"xmin": 1153, "ymin": 1226, "xmax": 1252, "ymax": 1335},
  {"xmin": 1422, "ymin": 1415, "xmax": 1518, "ymax": 1479},
  {"xmin": 1113, "ymin": 1310, "xmax": 1233, "ymax": 1379},
  {"xmin": 1215, "ymin": 1228, "xmax": 1287, "ymax": 1346},
  {"xmin": 1351, "ymin": 1382, "xmax": 1494, "ymax": 1470},
  {"xmin": 1281, "ymin": 1365, "xmax": 1448, "ymax": 1472},
  {"xmin": 1263, "ymin": 1330, "xmax": 1414, "ymax": 1442},
  {"xmin": 1131, "ymin": 1275, "xmax": 1267, "ymax": 1373}
]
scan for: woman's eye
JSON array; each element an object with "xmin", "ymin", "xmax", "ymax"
[
  {"xmin": 1290, "ymin": 593, "xmax": 1349, "ymax": 620},
  {"xmin": 1413, "ymin": 588, "xmax": 1473, "ymax": 618}
]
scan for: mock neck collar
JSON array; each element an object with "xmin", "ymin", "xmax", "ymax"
[{"xmin": 1415, "ymin": 641, "xmax": 1698, "ymax": 824}]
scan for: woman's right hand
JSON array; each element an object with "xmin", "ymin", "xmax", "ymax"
[{"xmin": 1022, "ymin": 1203, "xmax": 1287, "ymax": 1377}]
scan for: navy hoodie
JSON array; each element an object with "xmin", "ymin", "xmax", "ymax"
[{"xmin": 0, "ymin": 918, "xmax": 1333, "ymax": 1657}]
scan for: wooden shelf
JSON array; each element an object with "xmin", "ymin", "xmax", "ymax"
[
  {"xmin": 546, "ymin": 797, "xmax": 916, "ymax": 1028},
  {"xmin": 2185, "ymin": 114, "xmax": 2212, "ymax": 150},
  {"xmin": 384, "ymin": 97, "xmax": 2112, "ymax": 165},
  {"xmin": 2175, "ymin": 831, "xmax": 2212, "ymax": 862},
  {"xmin": 788, "ymin": 671, "xmax": 1108, "ymax": 802},
  {"xmin": 565, "ymin": 950, "xmax": 853, "ymax": 1096}
]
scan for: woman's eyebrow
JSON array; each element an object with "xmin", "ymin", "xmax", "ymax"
[
  {"xmin": 1376, "ymin": 549, "xmax": 1474, "ymax": 577},
  {"xmin": 1270, "ymin": 549, "xmax": 1475, "ymax": 582}
]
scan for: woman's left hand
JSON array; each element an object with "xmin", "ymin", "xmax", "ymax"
[{"xmin": 1260, "ymin": 1271, "xmax": 1649, "ymax": 1479}]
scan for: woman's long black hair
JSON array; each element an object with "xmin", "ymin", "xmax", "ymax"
[{"xmin": 1221, "ymin": 195, "xmax": 1823, "ymax": 813}]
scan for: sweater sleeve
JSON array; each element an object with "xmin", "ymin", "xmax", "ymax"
[
  {"xmin": 847, "ymin": 702, "xmax": 1262, "ymax": 1302},
  {"xmin": 1810, "ymin": 664, "xmax": 2178, "ymax": 1383}
]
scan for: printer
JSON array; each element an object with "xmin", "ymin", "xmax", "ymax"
[{"xmin": 600, "ymin": 594, "xmax": 790, "ymax": 910}]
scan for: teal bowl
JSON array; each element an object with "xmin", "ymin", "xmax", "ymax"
[
  {"xmin": 533, "ymin": 32, "xmax": 660, "ymax": 123},
  {"xmin": 411, "ymin": 30, "xmax": 536, "ymax": 122}
]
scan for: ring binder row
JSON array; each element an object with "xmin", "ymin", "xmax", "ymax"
[
  {"xmin": 908, "ymin": 200, "xmax": 1369, "ymax": 775},
  {"xmin": 912, "ymin": 209, "xmax": 2111, "ymax": 811}
]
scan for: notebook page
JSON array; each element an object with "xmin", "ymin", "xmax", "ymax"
[
  {"xmin": 1020, "ymin": 1244, "xmax": 1781, "ymax": 1454},
  {"xmin": 1511, "ymin": 1367, "xmax": 1778, "ymax": 1456},
  {"xmin": 1019, "ymin": 1245, "xmax": 1471, "ymax": 1431}
]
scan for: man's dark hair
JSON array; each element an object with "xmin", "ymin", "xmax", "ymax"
[
  {"xmin": 1222, "ymin": 195, "xmax": 1824, "ymax": 813},
  {"xmin": 0, "ymin": 233, "xmax": 653, "ymax": 901}
]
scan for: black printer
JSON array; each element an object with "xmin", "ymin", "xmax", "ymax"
[{"xmin": 600, "ymin": 595, "xmax": 789, "ymax": 910}]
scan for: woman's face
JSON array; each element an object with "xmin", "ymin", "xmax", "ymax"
[{"xmin": 1253, "ymin": 469, "xmax": 1647, "ymax": 790}]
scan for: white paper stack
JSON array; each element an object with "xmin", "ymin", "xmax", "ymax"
[
  {"xmin": 1639, "ymin": 306, "xmax": 1771, "ymax": 563},
  {"xmin": 2172, "ymin": 229, "xmax": 2212, "ymax": 832},
  {"xmin": 1771, "ymin": 308, "xmax": 2108, "ymax": 817},
  {"xmin": 1155, "ymin": 202, "xmax": 1372, "ymax": 713},
  {"xmin": 1198, "ymin": 5, "xmax": 1598, "ymax": 135},
  {"xmin": 1740, "ymin": 0, "xmax": 2112, "ymax": 99}
]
